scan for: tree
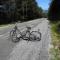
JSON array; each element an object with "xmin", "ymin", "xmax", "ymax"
[
  {"xmin": 48, "ymin": 0, "xmax": 60, "ymax": 21},
  {"xmin": 16, "ymin": 0, "xmax": 43, "ymax": 21},
  {"xmin": 0, "ymin": 0, "xmax": 16, "ymax": 24},
  {"xmin": 0, "ymin": 0, "xmax": 43, "ymax": 24}
]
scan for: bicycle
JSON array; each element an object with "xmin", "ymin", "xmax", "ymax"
[{"xmin": 10, "ymin": 26, "xmax": 41, "ymax": 43}]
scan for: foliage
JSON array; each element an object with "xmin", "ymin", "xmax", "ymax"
[
  {"xmin": 0, "ymin": 0, "xmax": 43, "ymax": 24},
  {"xmin": 50, "ymin": 22, "xmax": 60, "ymax": 60},
  {"xmin": 48, "ymin": 0, "xmax": 60, "ymax": 22},
  {"xmin": 16, "ymin": 0, "xmax": 43, "ymax": 21},
  {"xmin": 50, "ymin": 48, "xmax": 60, "ymax": 60}
]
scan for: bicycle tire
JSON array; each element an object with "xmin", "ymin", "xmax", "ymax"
[
  {"xmin": 30, "ymin": 31, "xmax": 41, "ymax": 41},
  {"xmin": 10, "ymin": 30, "xmax": 20, "ymax": 42}
]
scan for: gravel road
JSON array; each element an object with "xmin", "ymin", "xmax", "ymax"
[{"xmin": 0, "ymin": 18, "xmax": 51, "ymax": 60}]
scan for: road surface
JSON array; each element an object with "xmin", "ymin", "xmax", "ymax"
[{"xmin": 0, "ymin": 18, "xmax": 51, "ymax": 60}]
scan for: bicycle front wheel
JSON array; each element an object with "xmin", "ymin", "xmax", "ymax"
[{"xmin": 30, "ymin": 31, "xmax": 41, "ymax": 41}]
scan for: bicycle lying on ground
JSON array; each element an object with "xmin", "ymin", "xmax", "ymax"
[{"xmin": 10, "ymin": 25, "xmax": 41, "ymax": 43}]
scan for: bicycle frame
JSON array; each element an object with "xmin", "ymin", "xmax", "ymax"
[{"xmin": 10, "ymin": 26, "xmax": 41, "ymax": 42}]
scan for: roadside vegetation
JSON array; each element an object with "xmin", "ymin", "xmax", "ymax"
[
  {"xmin": 0, "ymin": 23, "xmax": 14, "ymax": 29},
  {"xmin": 50, "ymin": 21, "xmax": 60, "ymax": 60},
  {"xmin": 48, "ymin": 0, "xmax": 60, "ymax": 60}
]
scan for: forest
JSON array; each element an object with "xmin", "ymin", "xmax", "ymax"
[{"xmin": 0, "ymin": 0, "xmax": 46, "ymax": 24}]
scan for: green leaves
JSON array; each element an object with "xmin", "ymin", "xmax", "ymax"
[{"xmin": 0, "ymin": 0, "xmax": 43, "ymax": 24}]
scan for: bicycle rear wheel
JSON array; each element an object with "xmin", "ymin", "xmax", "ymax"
[
  {"xmin": 10, "ymin": 30, "xmax": 20, "ymax": 42},
  {"xmin": 30, "ymin": 31, "xmax": 41, "ymax": 41}
]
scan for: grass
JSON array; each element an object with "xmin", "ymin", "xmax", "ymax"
[
  {"xmin": 0, "ymin": 23, "xmax": 14, "ymax": 29},
  {"xmin": 50, "ymin": 22, "xmax": 60, "ymax": 60}
]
